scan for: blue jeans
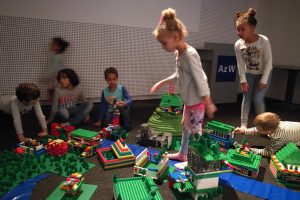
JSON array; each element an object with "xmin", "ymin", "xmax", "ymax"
[
  {"xmin": 55, "ymin": 101, "xmax": 93, "ymax": 125},
  {"xmin": 104, "ymin": 106, "xmax": 130, "ymax": 131},
  {"xmin": 241, "ymin": 73, "xmax": 271, "ymax": 127}
]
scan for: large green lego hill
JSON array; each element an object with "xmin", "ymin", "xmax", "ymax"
[{"xmin": 148, "ymin": 93, "xmax": 183, "ymax": 136}]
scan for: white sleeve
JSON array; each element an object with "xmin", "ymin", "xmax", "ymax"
[
  {"xmin": 34, "ymin": 102, "xmax": 47, "ymax": 130},
  {"xmin": 186, "ymin": 52, "xmax": 210, "ymax": 97},
  {"xmin": 234, "ymin": 43, "xmax": 247, "ymax": 83},
  {"xmin": 260, "ymin": 38, "xmax": 273, "ymax": 84},
  {"xmin": 11, "ymin": 101, "xmax": 23, "ymax": 135}
]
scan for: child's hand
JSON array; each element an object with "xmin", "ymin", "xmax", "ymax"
[
  {"xmin": 240, "ymin": 82, "xmax": 249, "ymax": 93},
  {"xmin": 117, "ymin": 100, "xmax": 126, "ymax": 108},
  {"xmin": 17, "ymin": 134, "xmax": 31, "ymax": 143},
  {"xmin": 206, "ymin": 103, "xmax": 217, "ymax": 119},
  {"xmin": 38, "ymin": 129, "xmax": 48, "ymax": 137},
  {"xmin": 46, "ymin": 118, "xmax": 52, "ymax": 124},
  {"xmin": 94, "ymin": 121, "xmax": 102, "ymax": 127},
  {"xmin": 257, "ymin": 82, "xmax": 267, "ymax": 90},
  {"xmin": 232, "ymin": 127, "xmax": 246, "ymax": 134}
]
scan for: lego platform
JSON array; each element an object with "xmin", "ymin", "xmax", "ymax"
[
  {"xmin": 0, "ymin": 151, "xmax": 95, "ymax": 196},
  {"xmin": 1, "ymin": 100, "xmax": 300, "ymax": 200},
  {"xmin": 47, "ymin": 182, "xmax": 97, "ymax": 200}
]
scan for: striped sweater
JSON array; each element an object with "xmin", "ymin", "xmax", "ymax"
[{"xmin": 245, "ymin": 121, "xmax": 300, "ymax": 157}]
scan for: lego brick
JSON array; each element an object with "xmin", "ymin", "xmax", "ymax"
[
  {"xmin": 70, "ymin": 129, "xmax": 99, "ymax": 139},
  {"xmin": 205, "ymin": 121, "xmax": 235, "ymax": 133},
  {"xmin": 226, "ymin": 149, "xmax": 262, "ymax": 171},
  {"xmin": 47, "ymin": 183, "xmax": 97, "ymax": 200},
  {"xmin": 113, "ymin": 176, "xmax": 163, "ymax": 200}
]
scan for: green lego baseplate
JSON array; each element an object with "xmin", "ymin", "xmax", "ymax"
[
  {"xmin": 205, "ymin": 121, "xmax": 235, "ymax": 133},
  {"xmin": 70, "ymin": 129, "xmax": 99, "ymax": 139},
  {"xmin": 148, "ymin": 108, "xmax": 182, "ymax": 136},
  {"xmin": 226, "ymin": 149, "xmax": 262, "ymax": 171},
  {"xmin": 113, "ymin": 175, "xmax": 163, "ymax": 200},
  {"xmin": 159, "ymin": 93, "xmax": 183, "ymax": 108},
  {"xmin": 0, "ymin": 151, "xmax": 95, "ymax": 196},
  {"xmin": 173, "ymin": 181, "xmax": 195, "ymax": 193},
  {"xmin": 189, "ymin": 134, "xmax": 226, "ymax": 162},
  {"xmin": 275, "ymin": 142, "xmax": 300, "ymax": 166},
  {"xmin": 47, "ymin": 182, "xmax": 97, "ymax": 200}
]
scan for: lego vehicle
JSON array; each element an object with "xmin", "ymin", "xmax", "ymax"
[
  {"xmin": 61, "ymin": 173, "xmax": 84, "ymax": 196},
  {"xmin": 205, "ymin": 121, "xmax": 235, "ymax": 149},
  {"xmin": 17, "ymin": 139, "xmax": 46, "ymax": 156}
]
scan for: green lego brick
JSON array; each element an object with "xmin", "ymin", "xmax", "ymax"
[
  {"xmin": 0, "ymin": 151, "xmax": 95, "ymax": 196},
  {"xmin": 159, "ymin": 93, "xmax": 183, "ymax": 108},
  {"xmin": 70, "ymin": 129, "xmax": 99, "ymax": 139},
  {"xmin": 173, "ymin": 181, "xmax": 195, "ymax": 193},
  {"xmin": 226, "ymin": 149, "xmax": 261, "ymax": 171},
  {"xmin": 113, "ymin": 176, "xmax": 163, "ymax": 200},
  {"xmin": 47, "ymin": 182, "xmax": 97, "ymax": 200},
  {"xmin": 189, "ymin": 134, "xmax": 226, "ymax": 162},
  {"xmin": 275, "ymin": 143, "xmax": 300, "ymax": 165},
  {"xmin": 206, "ymin": 121, "xmax": 235, "ymax": 133},
  {"xmin": 148, "ymin": 108, "xmax": 183, "ymax": 136}
]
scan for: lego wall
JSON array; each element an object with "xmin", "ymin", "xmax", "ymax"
[{"xmin": 0, "ymin": 0, "xmax": 255, "ymax": 101}]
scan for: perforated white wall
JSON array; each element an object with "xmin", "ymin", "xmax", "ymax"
[{"xmin": 0, "ymin": 0, "xmax": 252, "ymax": 101}]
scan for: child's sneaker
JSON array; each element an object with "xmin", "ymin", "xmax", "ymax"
[{"xmin": 167, "ymin": 152, "xmax": 187, "ymax": 162}]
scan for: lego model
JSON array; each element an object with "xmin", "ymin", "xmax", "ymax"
[
  {"xmin": 113, "ymin": 174, "xmax": 163, "ymax": 200},
  {"xmin": 133, "ymin": 147, "xmax": 170, "ymax": 182},
  {"xmin": 225, "ymin": 141, "xmax": 262, "ymax": 179},
  {"xmin": 61, "ymin": 172, "xmax": 84, "ymax": 196},
  {"xmin": 168, "ymin": 133, "xmax": 231, "ymax": 200},
  {"xmin": 0, "ymin": 150, "xmax": 95, "ymax": 196},
  {"xmin": 47, "ymin": 139, "xmax": 68, "ymax": 156},
  {"xmin": 205, "ymin": 121, "xmax": 235, "ymax": 149},
  {"xmin": 99, "ymin": 124, "xmax": 128, "ymax": 141},
  {"xmin": 97, "ymin": 139, "xmax": 135, "ymax": 169},
  {"xmin": 51, "ymin": 123, "xmax": 75, "ymax": 141},
  {"xmin": 269, "ymin": 142, "xmax": 300, "ymax": 188},
  {"xmin": 67, "ymin": 128, "xmax": 102, "ymax": 157},
  {"xmin": 16, "ymin": 139, "xmax": 46, "ymax": 156},
  {"xmin": 136, "ymin": 123, "xmax": 172, "ymax": 149},
  {"xmin": 47, "ymin": 172, "xmax": 97, "ymax": 200}
]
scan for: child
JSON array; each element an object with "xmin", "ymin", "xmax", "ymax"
[
  {"xmin": 234, "ymin": 8, "xmax": 273, "ymax": 128},
  {"xmin": 0, "ymin": 83, "xmax": 47, "ymax": 142},
  {"xmin": 150, "ymin": 8, "xmax": 217, "ymax": 162},
  {"xmin": 47, "ymin": 68, "xmax": 93, "ymax": 126},
  {"xmin": 94, "ymin": 67, "xmax": 132, "ymax": 131},
  {"xmin": 48, "ymin": 37, "xmax": 69, "ymax": 100},
  {"xmin": 233, "ymin": 112, "xmax": 300, "ymax": 157}
]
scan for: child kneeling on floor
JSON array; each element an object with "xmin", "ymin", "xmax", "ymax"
[
  {"xmin": 47, "ymin": 68, "xmax": 93, "ymax": 127},
  {"xmin": 94, "ymin": 67, "xmax": 132, "ymax": 131},
  {"xmin": 233, "ymin": 112, "xmax": 300, "ymax": 157},
  {"xmin": 0, "ymin": 83, "xmax": 47, "ymax": 142}
]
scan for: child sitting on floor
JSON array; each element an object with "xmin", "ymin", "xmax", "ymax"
[
  {"xmin": 94, "ymin": 67, "xmax": 132, "ymax": 131},
  {"xmin": 47, "ymin": 68, "xmax": 93, "ymax": 127},
  {"xmin": 233, "ymin": 112, "xmax": 300, "ymax": 157},
  {"xmin": 0, "ymin": 83, "xmax": 47, "ymax": 142}
]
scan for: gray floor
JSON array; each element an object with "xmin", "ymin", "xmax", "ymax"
[{"xmin": 2, "ymin": 98, "xmax": 300, "ymax": 199}]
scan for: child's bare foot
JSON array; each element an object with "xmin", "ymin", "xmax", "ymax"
[
  {"xmin": 94, "ymin": 121, "xmax": 101, "ymax": 127},
  {"xmin": 83, "ymin": 115, "xmax": 90, "ymax": 123},
  {"xmin": 167, "ymin": 152, "xmax": 187, "ymax": 162}
]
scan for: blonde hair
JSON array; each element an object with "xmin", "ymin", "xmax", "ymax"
[
  {"xmin": 153, "ymin": 8, "xmax": 188, "ymax": 38},
  {"xmin": 253, "ymin": 112, "xmax": 281, "ymax": 132},
  {"xmin": 235, "ymin": 8, "xmax": 257, "ymax": 27}
]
